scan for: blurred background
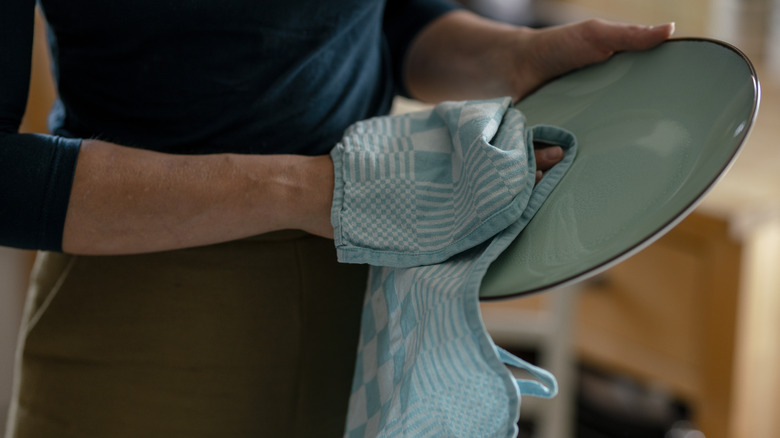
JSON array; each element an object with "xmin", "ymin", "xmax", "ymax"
[
  {"xmin": 461, "ymin": 1, "xmax": 780, "ymax": 438},
  {"xmin": 3, "ymin": 1, "xmax": 779, "ymax": 437}
]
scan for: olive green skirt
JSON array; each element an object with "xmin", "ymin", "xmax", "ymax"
[{"xmin": 5, "ymin": 231, "xmax": 368, "ymax": 438}]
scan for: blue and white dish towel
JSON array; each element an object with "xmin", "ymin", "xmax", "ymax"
[{"xmin": 331, "ymin": 97, "xmax": 577, "ymax": 438}]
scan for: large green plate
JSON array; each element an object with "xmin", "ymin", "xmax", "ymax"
[{"xmin": 480, "ymin": 38, "xmax": 760, "ymax": 300}]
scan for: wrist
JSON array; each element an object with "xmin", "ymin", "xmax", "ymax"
[
  {"xmin": 405, "ymin": 10, "xmax": 523, "ymax": 102},
  {"xmin": 273, "ymin": 154, "xmax": 335, "ymax": 239}
]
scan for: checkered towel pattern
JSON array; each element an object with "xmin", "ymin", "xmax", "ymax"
[
  {"xmin": 333, "ymin": 99, "xmax": 578, "ymax": 437},
  {"xmin": 331, "ymin": 97, "xmax": 535, "ymax": 268}
]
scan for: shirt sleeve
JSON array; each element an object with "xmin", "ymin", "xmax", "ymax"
[
  {"xmin": 382, "ymin": 0, "xmax": 461, "ymax": 97},
  {"xmin": 1, "ymin": 0, "xmax": 81, "ymax": 252}
]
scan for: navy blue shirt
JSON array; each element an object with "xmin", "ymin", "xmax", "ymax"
[{"xmin": 0, "ymin": 0, "xmax": 457, "ymax": 251}]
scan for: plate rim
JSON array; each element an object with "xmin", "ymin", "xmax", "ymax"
[{"xmin": 480, "ymin": 37, "xmax": 762, "ymax": 301}]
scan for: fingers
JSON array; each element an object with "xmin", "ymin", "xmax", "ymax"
[
  {"xmin": 631, "ymin": 22, "xmax": 676, "ymax": 49},
  {"xmin": 515, "ymin": 19, "xmax": 675, "ymax": 100},
  {"xmin": 534, "ymin": 144, "xmax": 563, "ymax": 170},
  {"xmin": 533, "ymin": 144, "xmax": 563, "ymax": 184},
  {"xmin": 582, "ymin": 19, "xmax": 675, "ymax": 55}
]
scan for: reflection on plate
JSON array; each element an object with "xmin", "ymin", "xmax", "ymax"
[{"xmin": 479, "ymin": 38, "xmax": 760, "ymax": 300}]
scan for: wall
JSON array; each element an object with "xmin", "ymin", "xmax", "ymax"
[
  {"xmin": 1, "ymin": 8, "xmax": 56, "ymax": 430},
  {"xmin": 0, "ymin": 250, "xmax": 26, "ymax": 430}
]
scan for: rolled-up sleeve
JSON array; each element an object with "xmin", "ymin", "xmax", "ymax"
[
  {"xmin": 383, "ymin": 0, "xmax": 461, "ymax": 97},
  {"xmin": 1, "ymin": 0, "xmax": 81, "ymax": 252}
]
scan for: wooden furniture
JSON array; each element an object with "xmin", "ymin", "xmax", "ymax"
[
  {"xmin": 482, "ymin": 210, "xmax": 742, "ymax": 438},
  {"xmin": 481, "ymin": 138, "xmax": 780, "ymax": 438},
  {"xmin": 20, "ymin": 9, "xmax": 55, "ymax": 135},
  {"xmin": 574, "ymin": 211, "xmax": 740, "ymax": 438}
]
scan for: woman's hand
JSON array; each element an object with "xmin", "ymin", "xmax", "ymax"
[
  {"xmin": 404, "ymin": 12, "xmax": 673, "ymax": 185},
  {"xmin": 533, "ymin": 143, "xmax": 563, "ymax": 184},
  {"xmin": 506, "ymin": 19, "xmax": 675, "ymax": 99},
  {"xmin": 517, "ymin": 20, "xmax": 673, "ymax": 182},
  {"xmin": 405, "ymin": 11, "xmax": 674, "ymax": 103}
]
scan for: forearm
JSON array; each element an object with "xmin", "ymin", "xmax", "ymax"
[
  {"xmin": 62, "ymin": 140, "xmax": 334, "ymax": 255},
  {"xmin": 404, "ymin": 10, "xmax": 526, "ymax": 103}
]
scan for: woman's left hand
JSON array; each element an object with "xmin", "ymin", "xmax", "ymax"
[
  {"xmin": 405, "ymin": 11, "xmax": 674, "ymax": 103},
  {"xmin": 506, "ymin": 18, "xmax": 675, "ymax": 100}
]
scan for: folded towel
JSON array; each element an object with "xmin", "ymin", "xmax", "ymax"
[
  {"xmin": 332, "ymin": 97, "xmax": 536, "ymax": 268},
  {"xmin": 331, "ymin": 97, "xmax": 577, "ymax": 438}
]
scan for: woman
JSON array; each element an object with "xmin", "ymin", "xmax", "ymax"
[{"xmin": 1, "ymin": 1, "xmax": 673, "ymax": 436}]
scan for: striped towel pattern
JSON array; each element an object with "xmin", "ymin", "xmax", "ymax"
[{"xmin": 333, "ymin": 99, "xmax": 578, "ymax": 437}]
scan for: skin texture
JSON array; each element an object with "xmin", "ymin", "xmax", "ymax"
[
  {"xmin": 63, "ymin": 143, "xmax": 333, "ymax": 254},
  {"xmin": 405, "ymin": 13, "xmax": 674, "ymax": 103},
  {"xmin": 61, "ymin": 13, "xmax": 674, "ymax": 255}
]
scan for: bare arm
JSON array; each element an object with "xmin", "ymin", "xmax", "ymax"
[
  {"xmin": 62, "ymin": 13, "xmax": 673, "ymax": 256},
  {"xmin": 62, "ymin": 140, "xmax": 334, "ymax": 255},
  {"xmin": 62, "ymin": 135, "xmax": 568, "ymax": 256},
  {"xmin": 404, "ymin": 11, "xmax": 674, "ymax": 103}
]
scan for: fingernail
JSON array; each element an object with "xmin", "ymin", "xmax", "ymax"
[{"xmin": 651, "ymin": 22, "xmax": 675, "ymax": 35}]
